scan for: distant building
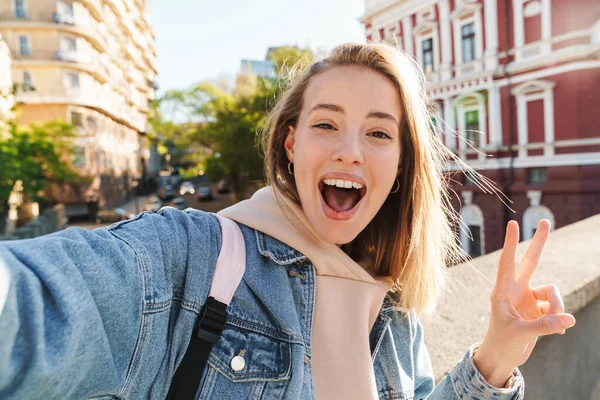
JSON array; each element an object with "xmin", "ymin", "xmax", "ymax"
[
  {"xmin": 0, "ymin": 33, "xmax": 13, "ymax": 126},
  {"xmin": 239, "ymin": 59, "xmax": 275, "ymax": 78},
  {"xmin": 0, "ymin": 0, "xmax": 159, "ymax": 216},
  {"xmin": 361, "ymin": 0, "xmax": 600, "ymax": 256}
]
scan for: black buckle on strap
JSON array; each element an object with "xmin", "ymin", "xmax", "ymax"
[{"xmin": 196, "ymin": 296, "xmax": 228, "ymax": 344}]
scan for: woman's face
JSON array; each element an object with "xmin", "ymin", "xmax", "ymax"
[{"xmin": 284, "ymin": 66, "xmax": 402, "ymax": 244}]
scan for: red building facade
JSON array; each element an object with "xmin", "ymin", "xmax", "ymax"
[{"xmin": 361, "ymin": 0, "xmax": 600, "ymax": 256}]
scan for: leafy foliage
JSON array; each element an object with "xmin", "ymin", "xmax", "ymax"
[
  {"xmin": 0, "ymin": 84, "xmax": 83, "ymax": 222},
  {"xmin": 267, "ymin": 46, "xmax": 313, "ymax": 77},
  {"xmin": 147, "ymin": 45, "xmax": 313, "ymax": 200},
  {"xmin": 0, "ymin": 120, "xmax": 83, "ymax": 215}
]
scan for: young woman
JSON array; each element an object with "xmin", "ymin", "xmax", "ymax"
[{"xmin": 0, "ymin": 43, "xmax": 575, "ymax": 399}]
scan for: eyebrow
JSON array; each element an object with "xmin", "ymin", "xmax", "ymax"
[{"xmin": 308, "ymin": 103, "xmax": 399, "ymax": 126}]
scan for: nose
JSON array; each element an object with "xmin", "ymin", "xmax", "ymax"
[{"xmin": 332, "ymin": 132, "xmax": 364, "ymax": 166}]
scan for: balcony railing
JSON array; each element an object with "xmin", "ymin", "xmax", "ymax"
[
  {"xmin": 53, "ymin": 12, "xmax": 75, "ymax": 25},
  {"xmin": 16, "ymin": 85, "xmax": 146, "ymax": 132},
  {"xmin": 453, "ymin": 59, "xmax": 484, "ymax": 79},
  {"xmin": 54, "ymin": 50, "xmax": 88, "ymax": 63},
  {"xmin": 516, "ymin": 41, "xmax": 551, "ymax": 62}
]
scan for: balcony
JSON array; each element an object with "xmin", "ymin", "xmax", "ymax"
[
  {"xmin": 54, "ymin": 50, "xmax": 89, "ymax": 63},
  {"xmin": 453, "ymin": 59, "xmax": 484, "ymax": 79},
  {"xmin": 53, "ymin": 12, "xmax": 75, "ymax": 25},
  {"xmin": 16, "ymin": 84, "xmax": 146, "ymax": 132},
  {"xmin": 110, "ymin": 0, "xmax": 128, "ymax": 19},
  {"xmin": 516, "ymin": 41, "xmax": 551, "ymax": 62},
  {"xmin": 0, "ymin": 11, "xmax": 107, "ymax": 54},
  {"xmin": 422, "ymin": 214, "xmax": 600, "ymax": 398},
  {"xmin": 80, "ymin": 0, "xmax": 103, "ymax": 19}
]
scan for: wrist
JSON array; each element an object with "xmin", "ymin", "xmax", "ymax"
[{"xmin": 472, "ymin": 343, "xmax": 516, "ymax": 388}]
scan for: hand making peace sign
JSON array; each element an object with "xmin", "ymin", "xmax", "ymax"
[{"xmin": 472, "ymin": 219, "xmax": 577, "ymax": 388}]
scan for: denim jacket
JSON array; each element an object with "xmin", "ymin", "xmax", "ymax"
[{"xmin": 0, "ymin": 208, "xmax": 524, "ymax": 399}]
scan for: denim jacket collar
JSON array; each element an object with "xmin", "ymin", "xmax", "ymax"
[{"xmin": 255, "ymin": 230, "xmax": 307, "ymax": 266}]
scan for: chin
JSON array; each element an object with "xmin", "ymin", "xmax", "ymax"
[{"xmin": 311, "ymin": 216, "xmax": 364, "ymax": 245}]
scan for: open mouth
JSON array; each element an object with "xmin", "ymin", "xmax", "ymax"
[{"xmin": 318, "ymin": 178, "xmax": 367, "ymax": 219}]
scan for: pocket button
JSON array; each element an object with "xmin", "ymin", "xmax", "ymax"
[{"xmin": 231, "ymin": 354, "xmax": 246, "ymax": 371}]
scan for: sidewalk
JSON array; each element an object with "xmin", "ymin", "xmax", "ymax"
[{"xmin": 119, "ymin": 194, "xmax": 152, "ymax": 215}]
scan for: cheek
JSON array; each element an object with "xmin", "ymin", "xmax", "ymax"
[{"xmin": 367, "ymin": 147, "xmax": 400, "ymax": 181}]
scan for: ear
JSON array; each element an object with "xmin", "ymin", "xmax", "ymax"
[
  {"xmin": 397, "ymin": 166, "xmax": 402, "ymax": 177},
  {"xmin": 284, "ymin": 126, "xmax": 295, "ymax": 163}
]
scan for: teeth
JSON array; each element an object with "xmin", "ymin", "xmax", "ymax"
[{"xmin": 322, "ymin": 179, "xmax": 364, "ymax": 190}]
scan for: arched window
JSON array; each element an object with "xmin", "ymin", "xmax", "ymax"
[
  {"xmin": 522, "ymin": 190, "xmax": 555, "ymax": 240},
  {"xmin": 454, "ymin": 91, "xmax": 487, "ymax": 160},
  {"xmin": 460, "ymin": 191, "xmax": 485, "ymax": 257}
]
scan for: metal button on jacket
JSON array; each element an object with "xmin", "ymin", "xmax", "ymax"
[{"xmin": 231, "ymin": 354, "xmax": 246, "ymax": 371}]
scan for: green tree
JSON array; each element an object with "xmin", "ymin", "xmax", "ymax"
[
  {"xmin": 0, "ymin": 121, "xmax": 83, "ymax": 224},
  {"xmin": 0, "ymin": 85, "xmax": 83, "ymax": 229},
  {"xmin": 191, "ymin": 78, "xmax": 282, "ymax": 200},
  {"xmin": 267, "ymin": 46, "xmax": 313, "ymax": 77}
]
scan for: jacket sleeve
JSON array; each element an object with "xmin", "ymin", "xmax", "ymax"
[
  {"xmin": 411, "ymin": 312, "xmax": 525, "ymax": 400},
  {"xmin": 0, "ymin": 209, "xmax": 220, "ymax": 399}
]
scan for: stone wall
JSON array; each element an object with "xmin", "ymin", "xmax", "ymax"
[
  {"xmin": 422, "ymin": 214, "xmax": 600, "ymax": 399},
  {"xmin": 1, "ymin": 204, "xmax": 68, "ymax": 241}
]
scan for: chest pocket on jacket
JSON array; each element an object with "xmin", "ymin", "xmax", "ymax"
[{"xmin": 198, "ymin": 323, "xmax": 292, "ymax": 399}]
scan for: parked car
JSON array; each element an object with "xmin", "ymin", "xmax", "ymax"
[
  {"xmin": 216, "ymin": 179, "xmax": 230, "ymax": 194},
  {"xmin": 95, "ymin": 208, "xmax": 135, "ymax": 224},
  {"xmin": 197, "ymin": 186, "xmax": 214, "ymax": 201},
  {"xmin": 162, "ymin": 185, "xmax": 175, "ymax": 201},
  {"xmin": 171, "ymin": 197, "xmax": 186, "ymax": 210},
  {"xmin": 145, "ymin": 196, "xmax": 162, "ymax": 212},
  {"xmin": 180, "ymin": 181, "xmax": 195, "ymax": 195}
]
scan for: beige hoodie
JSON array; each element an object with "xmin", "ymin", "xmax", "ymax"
[{"xmin": 219, "ymin": 186, "xmax": 393, "ymax": 399}]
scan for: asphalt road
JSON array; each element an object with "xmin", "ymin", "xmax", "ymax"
[
  {"xmin": 179, "ymin": 185, "xmax": 236, "ymax": 213},
  {"xmin": 69, "ymin": 183, "xmax": 236, "ymax": 230}
]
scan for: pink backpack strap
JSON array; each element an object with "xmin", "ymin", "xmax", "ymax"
[
  {"xmin": 210, "ymin": 215, "xmax": 246, "ymax": 305},
  {"xmin": 166, "ymin": 215, "xmax": 247, "ymax": 399}
]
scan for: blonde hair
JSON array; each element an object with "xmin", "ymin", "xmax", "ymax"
[{"xmin": 261, "ymin": 43, "xmax": 469, "ymax": 314}]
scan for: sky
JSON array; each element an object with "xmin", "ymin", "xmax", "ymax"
[{"xmin": 151, "ymin": 0, "xmax": 366, "ymax": 94}]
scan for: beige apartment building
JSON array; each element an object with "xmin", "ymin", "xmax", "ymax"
[
  {"xmin": 0, "ymin": 32, "xmax": 13, "ymax": 125},
  {"xmin": 0, "ymin": 0, "xmax": 158, "ymax": 216}
]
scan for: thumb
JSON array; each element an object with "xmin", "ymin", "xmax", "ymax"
[{"xmin": 521, "ymin": 313, "xmax": 576, "ymax": 337}]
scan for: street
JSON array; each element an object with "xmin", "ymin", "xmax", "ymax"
[{"xmin": 69, "ymin": 181, "xmax": 237, "ymax": 231}]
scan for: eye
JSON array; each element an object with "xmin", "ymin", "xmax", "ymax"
[
  {"xmin": 313, "ymin": 123, "xmax": 336, "ymax": 130},
  {"xmin": 367, "ymin": 131, "xmax": 392, "ymax": 139}
]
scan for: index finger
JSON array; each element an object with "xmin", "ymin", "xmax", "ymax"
[{"xmin": 496, "ymin": 220, "xmax": 519, "ymax": 288}]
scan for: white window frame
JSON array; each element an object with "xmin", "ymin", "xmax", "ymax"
[
  {"xmin": 56, "ymin": 0, "xmax": 74, "ymax": 17},
  {"xmin": 451, "ymin": 2, "xmax": 484, "ymax": 78},
  {"xmin": 17, "ymin": 34, "xmax": 31, "ymax": 56},
  {"xmin": 522, "ymin": 190, "xmax": 554, "ymax": 240},
  {"xmin": 414, "ymin": 20, "xmax": 440, "ymax": 81},
  {"xmin": 455, "ymin": 91, "xmax": 487, "ymax": 160},
  {"xmin": 511, "ymin": 79, "xmax": 555, "ymax": 158},
  {"xmin": 64, "ymin": 71, "xmax": 80, "ymax": 89},
  {"xmin": 23, "ymin": 70, "xmax": 34, "ymax": 89},
  {"xmin": 459, "ymin": 191, "xmax": 485, "ymax": 257},
  {"xmin": 513, "ymin": 0, "xmax": 552, "ymax": 62},
  {"xmin": 60, "ymin": 35, "xmax": 77, "ymax": 52}
]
